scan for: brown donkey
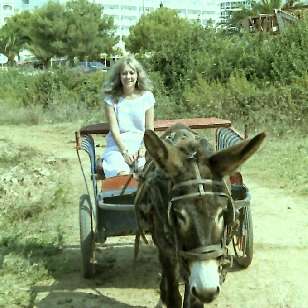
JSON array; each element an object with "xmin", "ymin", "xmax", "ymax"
[{"xmin": 135, "ymin": 125, "xmax": 265, "ymax": 308}]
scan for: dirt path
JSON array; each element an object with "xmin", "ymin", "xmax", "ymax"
[{"xmin": 2, "ymin": 124, "xmax": 308, "ymax": 308}]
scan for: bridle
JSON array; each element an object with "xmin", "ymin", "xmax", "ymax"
[
  {"xmin": 135, "ymin": 147, "xmax": 236, "ymax": 274},
  {"xmin": 167, "ymin": 154, "xmax": 235, "ymax": 265}
]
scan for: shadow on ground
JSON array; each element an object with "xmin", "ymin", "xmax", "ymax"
[
  {"xmin": 28, "ymin": 241, "xmax": 159, "ymax": 307},
  {"xmin": 35, "ymin": 291, "xmax": 147, "ymax": 308}
]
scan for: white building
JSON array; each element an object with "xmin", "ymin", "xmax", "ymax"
[
  {"xmin": 99, "ymin": 0, "xmax": 221, "ymax": 42},
  {"xmin": 1, "ymin": 0, "xmax": 254, "ymax": 30},
  {"xmin": 0, "ymin": 0, "xmax": 254, "ymax": 61},
  {"xmin": 0, "ymin": 0, "xmax": 65, "ymax": 27},
  {"xmin": 0, "ymin": 0, "xmax": 16, "ymax": 27},
  {"xmin": 219, "ymin": 0, "xmax": 251, "ymax": 24}
]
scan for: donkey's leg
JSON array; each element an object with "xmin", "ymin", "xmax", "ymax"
[
  {"xmin": 158, "ymin": 252, "xmax": 182, "ymax": 308},
  {"xmin": 183, "ymin": 282, "xmax": 191, "ymax": 308},
  {"xmin": 155, "ymin": 274, "xmax": 167, "ymax": 308}
]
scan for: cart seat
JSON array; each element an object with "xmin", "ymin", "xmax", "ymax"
[
  {"xmin": 101, "ymin": 174, "xmax": 137, "ymax": 191},
  {"xmin": 100, "ymin": 175, "xmax": 138, "ymax": 205}
]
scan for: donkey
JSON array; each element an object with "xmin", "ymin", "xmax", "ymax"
[{"xmin": 135, "ymin": 125, "xmax": 265, "ymax": 308}]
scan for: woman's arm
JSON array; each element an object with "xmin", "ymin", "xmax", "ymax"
[
  {"xmin": 105, "ymin": 104, "xmax": 127, "ymax": 153},
  {"xmin": 105, "ymin": 104, "xmax": 136, "ymax": 165},
  {"xmin": 139, "ymin": 106, "xmax": 155, "ymax": 157},
  {"xmin": 145, "ymin": 106, "xmax": 154, "ymax": 130}
]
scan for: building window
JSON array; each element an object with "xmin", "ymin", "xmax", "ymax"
[
  {"xmin": 122, "ymin": 15, "xmax": 137, "ymax": 21},
  {"xmin": 187, "ymin": 9, "xmax": 200, "ymax": 15},
  {"xmin": 203, "ymin": 10, "xmax": 215, "ymax": 15},
  {"xmin": 144, "ymin": 7, "xmax": 154, "ymax": 12},
  {"xmin": 104, "ymin": 4, "xmax": 119, "ymax": 10},
  {"xmin": 122, "ymin": 5, "xmax": 137, "ymax": 11},
  {"xmin": 3, "ymin": 4, "xmax": 12, "ymax": 10}
]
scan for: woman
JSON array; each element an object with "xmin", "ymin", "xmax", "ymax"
[{"xmin": 102, "ymin": 55, "xmax": 155, "ymax": 178}]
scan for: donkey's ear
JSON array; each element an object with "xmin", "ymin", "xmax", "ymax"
[
  {"xmin": 208, "ymin": 132, "xmax": 266, "ymax": 176},
  {"xmin": 144, "ymin": 130, "xmax": 182, "ymax": 175}
]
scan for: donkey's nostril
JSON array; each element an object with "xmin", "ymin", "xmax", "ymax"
[
  {"xmin": 191, "ymin": 287, "xmax": 197, "ymax": 296},
  {"xmin": 192, "ymin": 285, "xmax": 220, "ymax": 303},
  {"xmin": 191, "ymin": 286, "xmax": 198, "ymax": 298}
]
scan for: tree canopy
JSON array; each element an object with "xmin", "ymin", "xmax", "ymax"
[
  {"xmin": 64, "ymin": 0, "xmax": 117, "ymax": 62},
  {"xmin": 125, "ymin": 7, "xmax": 210, "ymax": 90},
  {"xmin": 0, "ymin": 11, "xmax": 31, "ymax": 65},
  {"xmin": 27, "ymin": 2, "xmax": 67, "ymax": 66},
  {"xmin": 0, "ymin": 0, "xmax": 117, "ymax": 66}
]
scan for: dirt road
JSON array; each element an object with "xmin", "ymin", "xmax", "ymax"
[{"xmin": 2, "ymin": 124, "xmax": 308, "ymax": 308}]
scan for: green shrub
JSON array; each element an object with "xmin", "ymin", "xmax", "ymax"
[
  {"xmin": 0, "ymin": 68, "xmax": 29, "ymax": 106},
  {"xmin": 182, "ymin": 71, "xmax": 307, "ymax": 132},
  {"xmin": 269, "ymin": 18, "xmax": 308, "ymax": 83},
  {"xmin": 21, "ymin": 67, "xmax": 105, "ymax": 109}
]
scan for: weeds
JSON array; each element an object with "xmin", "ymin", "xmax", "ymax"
[
  {"xmin": 0, "ymin": 142, "xmax": 39, "ymax": 167},
  {"xmin": 0, "ymin": 139, "xmax": 72, "ymax": 306},
  {"xmin": 243, "ymin": 133, "xmax": 308, "ymax": 195}
]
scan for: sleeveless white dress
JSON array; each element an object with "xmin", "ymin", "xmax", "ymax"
[{"xmin": 102, "ymin": 91, "xmax": 155, "ymax": 178}]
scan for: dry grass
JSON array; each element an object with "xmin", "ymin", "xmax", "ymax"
[
  {"xmin": 243, "ymin": 132, "xmax": 308, "ymax": 195},
  {"xmin": 0, "ymin": 140, "xmax": 71, "ymax": 307}
]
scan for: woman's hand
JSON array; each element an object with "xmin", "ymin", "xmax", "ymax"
[
  {"xmin": 138, "ymin": 147, "xmax": 146, "ymax": 157},
  {"xmin": 122, "ymin": 150, "xmax": 138, "ymax": 166}
]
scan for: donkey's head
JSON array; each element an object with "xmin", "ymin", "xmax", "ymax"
[{"xmin": 144, "ymin": 127, "xmax": 265, "ymax": 304}]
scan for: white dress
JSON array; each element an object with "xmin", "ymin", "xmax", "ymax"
[{"xmin": 102, "ymin": 91, "xmax": 155, "ymax": 178}]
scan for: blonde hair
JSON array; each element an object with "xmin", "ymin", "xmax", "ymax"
[{"xmin": 103, "ymin": 55, "xmax": 153, "ymax": 97}]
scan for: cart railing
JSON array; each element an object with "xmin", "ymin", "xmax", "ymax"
[{"xmin": 78, "ymin": 117, "xmax": 231, "ymax": 136}]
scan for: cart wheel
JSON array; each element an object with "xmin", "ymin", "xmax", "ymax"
[
  {"xmin": 79, "ymin": 194, "xmax": 95, "ymax": 278},
  {"xmin": 232, "ymin": 206, "xmax": 253, "ymax": 268}
]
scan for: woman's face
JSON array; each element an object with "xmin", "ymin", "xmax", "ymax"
[{"xmin": 120, "ymin": 64, "xmax": 138, "ymax": 92}]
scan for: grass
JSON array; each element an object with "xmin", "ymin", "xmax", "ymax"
[
  {"xmin": 0, "ymin": 104, "xmax": 306, "ymax": 306},
  {"xmin": 0, "ymin": 141, "xmax": 39, "ymax": 167},
  {"xmin": 243, "ymin": 132, "xmax": 308, "ymax": 196},
  {"xmin": 0, "ymin": 100, "xmax": 103, "ymax": 125},
  {"xmin": 0, "ymin": 141, "xmax": 72, "ymax": 307},
  {"xmin": 197, "ymin": 126, "xmax": 308, "ymax": 196}
]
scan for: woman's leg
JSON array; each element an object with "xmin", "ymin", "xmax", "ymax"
[
  {"xmin": 117, "ymin": 171, "xmax": 130, "ymax": 176},
  {"xmin": 102, "ymin": 151, "xmax": 130, "ymax": 178}
]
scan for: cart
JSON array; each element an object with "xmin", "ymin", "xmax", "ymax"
[{"xmin": 75, "ymin": 117, "xmax": 253, "ymax": 278}]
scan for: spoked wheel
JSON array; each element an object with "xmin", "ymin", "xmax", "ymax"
[
  {"xmin": 79, "ymin": 194, "xmax": 96, "ymax": 278},
  {"xmin": 232, "ymin": 205, "xmax": 253, "ymax": 268}
]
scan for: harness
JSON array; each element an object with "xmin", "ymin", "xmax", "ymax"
[
  {"xmin": 167, "ymin": 157, "xmax": 235, "ymax": 264},
  {"xmin": 135, "ymin": 153, "xmax": 236, "ymax": 267}
]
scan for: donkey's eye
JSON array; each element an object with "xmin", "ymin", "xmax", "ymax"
[{"xmin": 174, "ymin": 209, "xmax": 189, "ymax": 229}]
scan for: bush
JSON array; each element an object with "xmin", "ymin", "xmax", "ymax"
[
  {"xmin": 269, "ymin": 18, "xmax": 308, "ymax": 83},
  {"xmin": 182, "ymin": 71, "xmax": 307, "ymax": 132},
  {"xmin": 0, "ymin": 68, "xmax": 29, "ymax": 106},
  {"xmin": 21, "ymin": 67, "xmax": 105, "ymax": 109}
]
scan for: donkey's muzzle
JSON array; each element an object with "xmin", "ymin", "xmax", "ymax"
[
  {"xmin": 192, "ymin": 285, "xmax": 220, "ymax": 303},
  {"xmin": 189, "ymin": 259, "xmax": 221, "ymax": 303}
]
